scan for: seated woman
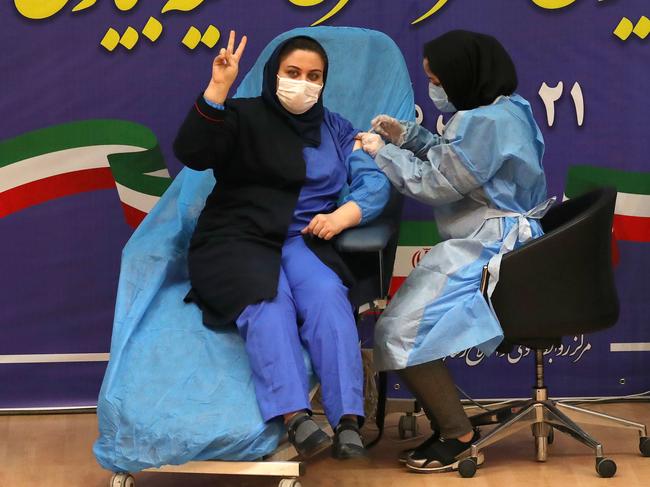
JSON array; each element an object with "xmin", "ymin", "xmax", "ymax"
[
  {"xmin": 173, "ymin": 32, "xmax": 390, "ymax": 460},
  {"xmin": 360, "ymin": 30, "xmax": 552, "ymax": 473}
]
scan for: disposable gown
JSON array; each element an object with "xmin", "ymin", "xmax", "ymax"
[{"xmin": 373, "ymin": 94, "xmax": 553, "ymax": 371}]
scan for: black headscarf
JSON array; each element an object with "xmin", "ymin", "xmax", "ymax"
[
  {"xmin": 261, "ymin": 36, "xmax": 328, "ymax": 147},
  {"xmin": 423, "ymin": 30, "xmax": 518, "ymax": 111}
]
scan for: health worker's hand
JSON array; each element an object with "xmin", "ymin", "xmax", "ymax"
[{"xmin": 371, "ymin": 114, "xmax": 406, "ymax": 146}]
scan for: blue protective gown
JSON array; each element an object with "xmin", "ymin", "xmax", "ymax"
[
  {"xmin": 229, "ymin": 107, "xmax": 390, "ymax": 426},
  {"xmin": 373, "ymin": 94, "xmax": 553, "ymax": 371}
]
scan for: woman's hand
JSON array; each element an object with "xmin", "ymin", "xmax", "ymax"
[
  {"xmin": 301, "ymin": 202, "xmax": 362, "ymax": 240},
  {"xmin": 301, "ymin": 213, "xmax": 345, "ymax": 240},
  {"xmin": 358, "ymin": 132, "xmax": 385, "ymax": 158},
  {"xmin": 204, "ymin": 31, "xmax": 248, "ymax": 105}
]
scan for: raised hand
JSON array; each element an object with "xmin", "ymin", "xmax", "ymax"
[{"xmin": 204, "ymin": 30, "xmax": 248, "ymax": 105}]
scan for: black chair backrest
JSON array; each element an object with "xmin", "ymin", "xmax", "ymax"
[{"xmin": 491, "ymin": 187, "xmax": 619, "ymax": 342}]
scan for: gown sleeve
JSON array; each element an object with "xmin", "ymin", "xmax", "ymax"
[
  {"xmin": 374, "ymin": 110, "xmax": 507, "ymax": 207},
  {"xmin": 399, "ymin": 121, "xmax": 444, "ymax": 160}
]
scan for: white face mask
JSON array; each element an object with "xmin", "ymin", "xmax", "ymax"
[
  {"xmin": 276, "ymin": 76, "xmax": 323, "ymax": 115},
  {"xmin": 428, "ymin": 82, "xmax": 456, "ymax": 113}
]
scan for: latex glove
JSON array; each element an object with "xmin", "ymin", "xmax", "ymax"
[
  {"xmin": 359, "ymin": 132, "xmax": 385, "ymax": 158},
  {"xmin": 371, "ymin": 114, "xmax": 406, "ymax": 146}
]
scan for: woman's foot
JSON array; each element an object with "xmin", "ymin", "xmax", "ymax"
[
  {"xmin": 406, "ymin": 429, "xmax": 483, "ymax": 473},
  {"xmin": 398, "ymin": 430, "xmax": 440, "ymax": 463},
  {"xmin": 286, "ymin": 412, "xmax": 332, "ymax": 459},
  {"xmin": 332, "ymin": 418, "xmax": 368, "ymax": 460}
]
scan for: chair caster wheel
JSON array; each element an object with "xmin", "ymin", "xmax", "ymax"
[
  {"xmin": 458, "ymin": 457, "xmax": 477, "ymax": 478},
  {"xmin": 640, "ymin": 436, "xmax": 650, "ymax": 457},
  {"xmin": 547, "ymin": 427, "xmax": 554, "ymax": 445},
  {"xmin": 595, "ymin": 457, "xmax": 616, "ymax": 478},
  {"xmin": 110, "ymin": 473, "xmax": 135, "ymax": 487},
  {"xmin": 398, "ymin": 414, "xmax": 418, "ymax": 439},
  {"xmin": 278, "ymin": 479, "xmax": 302, "ymax": 487}
]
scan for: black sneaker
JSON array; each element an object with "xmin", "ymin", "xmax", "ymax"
[
  {"xmin": 398, "ymin": 430, "xmax": 439, "ymax": 463},
  {"xmin": 332, "ymin": 420, "xmax": 368, "ymax": 460},
  {"xmin": 287, "ymin": 413, "xmax": 332, "ymax": 459},
  {"xmin": 406, "ymin": 429, "xmax": 483, "ymax": 473}
]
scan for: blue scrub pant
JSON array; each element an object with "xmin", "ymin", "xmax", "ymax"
[{"xmin": 236, "ymin": 235, "xmax": 364, "ymax": 427}]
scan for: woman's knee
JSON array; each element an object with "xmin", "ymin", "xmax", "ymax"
[
  {"xmin": 297, "ymin": 276, "xmax": 348, "ymax": 310},
  {"xmin": 236, "ymin": 288, "xmax": 296, "ymax": 336}
]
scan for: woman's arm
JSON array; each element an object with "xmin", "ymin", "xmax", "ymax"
[
  {"xmin": 301, "ymin": 149, "xmax": 391, "ymax": 240},
  {"xmin": 173, "ymin": 31, "xmax": 247, "ymax": 173},
  {"xmin": 339, "ymin": 149, "xmax": 391, "ymax": 224},
  {"xmin": 300, "ymin": 112, "xmax": 390, "ymax": 240},
  {"xmin": 331, "ymin": 111, "xmax": 391, "ymax": 223},
  {"xmin": 173, "ymin": 97, "xmax": 238, "ymax": 172}
]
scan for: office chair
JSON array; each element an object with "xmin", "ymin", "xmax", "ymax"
[{"xmin": 456, "ymin": 187, "xmax": 649, "ymax": 478}]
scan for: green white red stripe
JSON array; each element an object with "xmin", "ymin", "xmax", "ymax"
[
  {"xmin": 0, "ymin": 120, "xmax": 171, "ymax": 227},
  {"xmin": 565, "ymin": 165, "xmax": 650, "ymax": 242},
  {"xmin": 389, "ymin": 220, "xmax": 441, "ymax": 295}
]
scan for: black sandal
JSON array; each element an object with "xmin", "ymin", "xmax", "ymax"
[
  {"xmin": 287, "ymin": 413, "xmax": 332, "ymax": 459},
  {"xmin": 332, "ymin": 420, "xmax": 368, "ymax": 460},
  {"xmin": 406, "ymin": 429, "xmax": 483, "ymax": 473}
]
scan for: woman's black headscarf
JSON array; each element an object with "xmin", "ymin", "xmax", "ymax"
[
  {"xmin": 423, "ymin": 30, "xmax": 517, "ymax": 111},
  {"xmin": 261, "ymin": 36, "xmax": 328, "ymax": 147}
]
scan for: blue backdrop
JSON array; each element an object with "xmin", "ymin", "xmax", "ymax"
[{"xmin": 1, "ymin": 0, "xmax": 648, "ymax": 408}]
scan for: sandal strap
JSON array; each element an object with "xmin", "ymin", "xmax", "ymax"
[
  {"xmin": 287, "ymin": 413, "xmax": 313, "ymax": 444},
  {"xmin": 421, "ymin": 432, "xmax": 478, "ymax": 467},
  {"xmin": 335, "ymin": 419, "xmax": 362, "ymax": 436},
  {"xmin": 422, "ymin": 443, "xmax": 457, "ymax": 467}
]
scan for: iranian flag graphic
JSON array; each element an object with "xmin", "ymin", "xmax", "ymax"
[
  {"xmin": 565, "ymin": 165, "xmax": 650, "ymax": 243},
  {"xmin": 0, "ymin": 120, "xmax": 172, "ymax": 227},
  {"xmin": 388, "ymin": 220, "xmax": 441, "ymax": 295}
]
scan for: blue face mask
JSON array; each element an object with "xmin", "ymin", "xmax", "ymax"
[{"xmin": 428, "ymin": 82, "xmax": 457, "ymax": 113}]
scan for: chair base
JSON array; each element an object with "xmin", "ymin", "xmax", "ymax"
[{"xmin": 467, "ymin": 387, "xmax": 648, "ymax": 476}]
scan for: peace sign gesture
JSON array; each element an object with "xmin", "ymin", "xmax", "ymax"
[{"xmin": 204, "ymin": 30, "xmax": 248, "ymax": 105}]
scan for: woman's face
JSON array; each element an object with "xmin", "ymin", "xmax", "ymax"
[
  {"xmin": 278, "ymin": 49, "xmax": 325, "ymax": 85},
  {"xmin": 422, "ymin": 58, "xmax": 441, "ymax": 86}
]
